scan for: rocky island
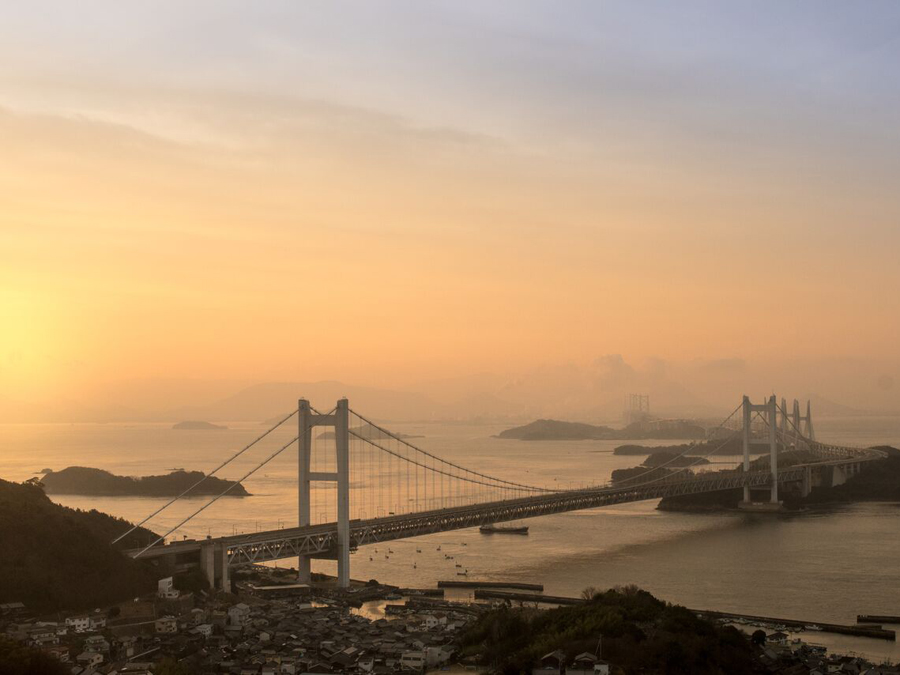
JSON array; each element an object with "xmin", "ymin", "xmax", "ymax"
[
  {"xmin": 172, "ymin": 420, "xmax": 228, "ymax": 430},
  {"xmin": 40, "ymin": 467, "xmax": 250, "ymax": 497},
  {"xmin": 614, "ymin": 437, "xmax": 745, "ymax": 456},
  {"xmin": 498, "ymin": 418, "xmax": 706, "ymax": 441}
]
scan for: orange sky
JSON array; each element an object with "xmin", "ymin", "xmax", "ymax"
[{"xmin": 1, "ymin": 3, "xmax": 899, "ymax": 411}]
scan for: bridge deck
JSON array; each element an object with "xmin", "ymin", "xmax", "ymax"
[{"xmin": 130, "ymin": 453, "xmax": 879, "ymax": 567}]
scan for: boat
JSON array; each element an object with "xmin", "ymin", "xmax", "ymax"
[
  {"xmin": 479, "ymin": 524, "xmax": 529, "ymax": 535},
  {"xmin": 805, "ymin": 624, "xmax": 823, "ymax": 631}
]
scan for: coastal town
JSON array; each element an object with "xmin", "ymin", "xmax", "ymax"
[{"xmin": 3, "ymin": 567, "xmax": 899, "ymax": 675}]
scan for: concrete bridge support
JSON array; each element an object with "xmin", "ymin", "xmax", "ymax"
[
  {"xmin": 199, "ymin": 541, "xmax": 231, "ymax": 593},
  {"xmin": 200, "ymin": 541, "xmax": 215, "ymax": 590},
  {"xmin": 801, "ymin": 467, "xmax": 812, "ymax": 498}
]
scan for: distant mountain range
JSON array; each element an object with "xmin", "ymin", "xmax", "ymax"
[{"xmin": 0, "ymin": 376, "xmax": 889, "ymax": 424}]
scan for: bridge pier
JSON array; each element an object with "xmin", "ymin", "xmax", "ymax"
[
  {"xmin": 219, "ymin": 546, "xmax": 230, "ymax": 594},
  {"xmin": 200, "ymin": 541, "xmax": 216, "ymax": 590},
  {"xmin": 801, "ymin": 466, "xmax": 812, "ymax": 498},
  {"xmin": 199, "ymin": 541, "xmax": 231, "ymax": 593}
]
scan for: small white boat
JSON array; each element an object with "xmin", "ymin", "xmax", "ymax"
[{"xmin": 805, "ymin": 624, "xmax": 823, "ymax": 631}]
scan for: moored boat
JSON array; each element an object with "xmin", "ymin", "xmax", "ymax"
[{"xmin": 479, "ymin": 524, "xmax": 529, "ymax": 535}]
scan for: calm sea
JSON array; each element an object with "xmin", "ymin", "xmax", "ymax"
[{"xmin": 2, "ymin": 415, "xmax": 899, "ymax": 661}]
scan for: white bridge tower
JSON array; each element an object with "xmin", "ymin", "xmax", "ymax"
[
  {"xmin": 740, "ymin": 395, "xmax": 780, "ymax": 509},
  {"xmin": 297, "ymin": 398, "xmax": 351, "ymax": 587}
]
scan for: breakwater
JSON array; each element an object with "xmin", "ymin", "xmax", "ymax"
[
  {"xmin": 695, "ymin": 609, "xmax": 895, "ymax": 641},
  {"xmin": 438, "ymin": 581, "xmax": 543, "ymax": 591}
]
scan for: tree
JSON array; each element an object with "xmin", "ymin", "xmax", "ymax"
[
  {"xmin": 0, "ymin": 636, "xmax": 68, "ymax": 675},
  {"xmin": 154, "ymin": 658, "xmax": 193, "ymax": 675},
  {"xmin": 751, "ymin": 629, "xmax": 766, "ymax": 646}
]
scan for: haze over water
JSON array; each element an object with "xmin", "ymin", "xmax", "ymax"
[{"xmin": 4, "ymin": 414, "xmax": 899, "ymax": 661}]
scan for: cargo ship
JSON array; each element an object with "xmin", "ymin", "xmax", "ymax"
[{"xmin": 479, "ymin": 524, "xmax": 529, "ymax": 535}]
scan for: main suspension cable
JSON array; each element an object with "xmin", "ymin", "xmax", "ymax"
[{"xmin": 112, "ymin": 409, "xmax": 299, "ymax": 544}]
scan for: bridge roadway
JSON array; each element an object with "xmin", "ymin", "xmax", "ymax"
[{"xmin": 131, "ymin": 453, "xmax": 877, "ymax": 570}]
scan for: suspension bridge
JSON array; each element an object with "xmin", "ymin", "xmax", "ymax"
[{"xmin": 118, "ymin": 395, "xmax": 885, "ymax": 590}]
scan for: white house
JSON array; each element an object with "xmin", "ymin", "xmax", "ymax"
[
  {"xmin": 155, "ymin": 616, "xmax": 178, "ymax": 634},
  {"xmin": 89, "ymin": 615, "xmax": 107, "ymax": 631},
  {"xmin": 228, "ymin": 603, "xmax": 252, "ymax": 626},
  {"xmin": 76, "ymin": 651, "xmax": 104, "ymax": 668},
  {"xmin": 193, "ymin": 623, "xmax": 213, "ymax": 638},
  {"xmin": 400, "ymin": 651, "xmax": 426, "ymax": 672},
  {"xmin": 425, "ymin": 645, "xmax": 454, "ymax": 667},
  {"xmin": 83, "ymin": 635, "xmax": 110, "ymax": 653},
  {"xmin": 420, "ymin": 613, "xmax": 444, "ymax": 630},
  {"xmin": 27, "ymin": 627, "xmax": 59, "ymax": 647},
  {"xmin": 66, "ymin": 616, "xmax": 91, "ymax": 633},
  {"xmin": 157, "ymin": 577, "xmax": 181, "ymax": 600}
]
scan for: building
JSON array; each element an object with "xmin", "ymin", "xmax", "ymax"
[
  {"xmin": 229, "ymin": 603, "xmax": 252, "ymax": 626},
  {"xmin": 66, "ymin": 616, "xmax": 91, "ymax": 633},
  {"xmin": 83, "ymin": 635, "xmax": 110, "ymax": 653},
  {"xmin": 567, "ymin": 652, "xmax": 610, "ymax": 675},
  {"xmin": 155, "ymin": 616, "xmax": 178, "ymax": 634},
  {"xmin": 193, "ymin": 623, "xmax": 213, "ymax": 638},
  {"xmin": 532, "ymin": 650, "xmax": 566, "ymax": 675},
  {"xmin": 400, "ymin": 651, "xmax": 426, "ymax": 671},
  {"xmin": 157, "ymin": 576, "xmax": 181, "ymax": 600},
  {"xmin": 76, "ymin": 651, "xmax": 104, "ymax": 668},
  {"xmin": 26, "ymin": 626, "xmax": 59, "ymax": 647}
]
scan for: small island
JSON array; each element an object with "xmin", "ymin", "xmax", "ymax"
[
  {"xmin": 40, "ymin": 467, "xmax": 250, "ymax": 497},
  {"xmin": 498, "ymin": 418, "xmax": 706, "ymax": 441},
  {"xmin": 172, "ymin": 420, "xmax": 228, "ymax": 430},
  {"xmin": 497, "ymin": 419, "xmax": 616, "ymax": 441},
  {"xmin": 614, "ymin": 437, "xmax": 745, "ymax": 456},
  {"xmin": 318, "ymin": 423, "xmax": 423, "ymax": 441}
]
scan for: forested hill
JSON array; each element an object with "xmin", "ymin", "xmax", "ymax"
[
  {"xmin": 42, "ymin": 466, "xmax": 250, "ymax": 496},
  {"xmin": 460, "ymin": 585, "xmax": 761, "ymax": 675},
  {"xmin": 0, "ymin": 478, "xmax": 159, "ymax": 613}
]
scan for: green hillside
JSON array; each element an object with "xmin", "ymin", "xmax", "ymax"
[{"xmin": 0, "ymin": 478, "xmax": 159, "ymax": 613}]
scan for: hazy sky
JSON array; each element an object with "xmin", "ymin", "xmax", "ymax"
[{"xmin": 1, "ymin": 2, "xmax": 899, "ymax": 409}]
